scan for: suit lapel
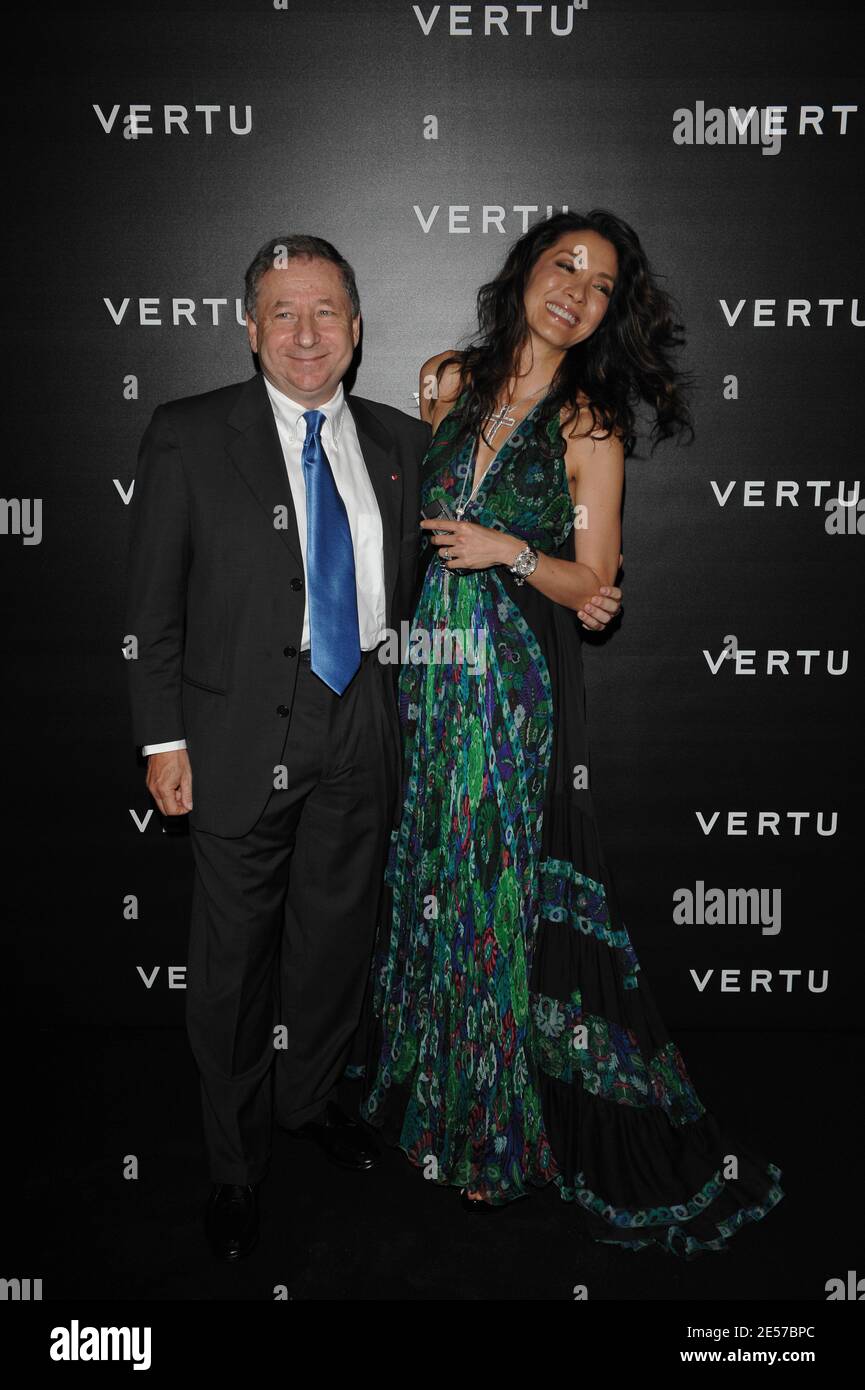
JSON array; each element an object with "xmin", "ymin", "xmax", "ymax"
[{"xmin": 226, "ymin": 372, "xmax": 304, "ymax": 568}]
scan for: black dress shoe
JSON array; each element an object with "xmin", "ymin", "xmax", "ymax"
[
  {"xmin": 205, "ymin": 1182, "xmax": 259, "ymax": 1261},
  {"xmin": 284, "ymin": 1101, "xmax": 380, "ymax": 1171}
]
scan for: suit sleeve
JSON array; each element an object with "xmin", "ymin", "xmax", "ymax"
[{"xmin": 125, "ymin": 405, "xmax": 190, "ymax": 749}]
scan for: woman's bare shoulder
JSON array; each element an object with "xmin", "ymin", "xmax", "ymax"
[{"xmin": 560, "ymin": 391, "xmax": 623, "ymax": 444}]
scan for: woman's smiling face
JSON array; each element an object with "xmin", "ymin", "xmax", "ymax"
[{"xmin": 523, "ymin": 229, "xmax": 618, "ymax": 352}]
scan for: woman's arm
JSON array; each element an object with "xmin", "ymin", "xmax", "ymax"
[
  {"xmin": 420, "ymin": 422, "xmax": 624, "ymax": 623},
  {"xmin": 545, "ymin": 420, "xmax": 625, "ymax": 608},
  {"xmin": 418, "ymin": 350, "xmax": 463, "ymax": 430}
]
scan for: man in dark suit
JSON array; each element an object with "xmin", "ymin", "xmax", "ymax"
[{"xmin": 125, "ymin": 234, "xmax": 429, "ymax": 1260}]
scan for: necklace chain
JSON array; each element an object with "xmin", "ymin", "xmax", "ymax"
[{"xmin": 454, "ymin": 384, "xmax": 550, "ymax": 518}]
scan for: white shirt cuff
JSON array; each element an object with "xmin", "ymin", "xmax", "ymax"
[{"xmin": 142, "ymin": 739, "xmax": 187, "ymax": 755}]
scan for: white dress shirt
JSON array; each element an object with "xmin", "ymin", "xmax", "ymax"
[{"xmin": 142, "ymin": 376, "xmax": 387, "ymax": 755}]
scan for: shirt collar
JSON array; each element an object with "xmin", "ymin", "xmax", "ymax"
[{"xmin": 263, "ymin": 373, "xmax": 346, "ymax": 444}]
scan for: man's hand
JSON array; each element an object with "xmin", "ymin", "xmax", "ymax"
[
  {"xmin": 577, "ymin": 550, "xmax": 624, "ymax": 631},
  {"xmin": 577, "ymin": 584, "xmax": 622, "ymax": 631},
  {"xmin": 146, "ymin": 749, "xmax": 193, "ymax": 816}
]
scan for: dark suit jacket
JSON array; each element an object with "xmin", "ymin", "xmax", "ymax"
[{"xmin": 125, "ymin": 371, "xmax": 430, "ymax": 837}]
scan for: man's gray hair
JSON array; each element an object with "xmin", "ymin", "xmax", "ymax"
[{"xmin": 243, "ymin": 234, "xmax": 360, "ymax": 321}]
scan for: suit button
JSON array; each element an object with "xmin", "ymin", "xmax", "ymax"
[
  {"xmin": 283, "ymin": 645, "xmax": 297, "ymax": 658},
  {"xmin": 276, "ymin": 704, "xmax": 291, "ymax": 717},
  {"xmin": 290, "ymin": 577, "xmax": 303, "ymax": 591}
]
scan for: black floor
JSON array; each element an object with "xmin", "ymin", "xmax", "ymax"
[{"xmin": 17, "ymin": 1027, "xmax": 861, "ymax": 1301}]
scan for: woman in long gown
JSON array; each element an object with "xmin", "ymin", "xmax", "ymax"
[{"xmin": 361, "ymin": 210, "xmax": 785, "ymax": 1257}]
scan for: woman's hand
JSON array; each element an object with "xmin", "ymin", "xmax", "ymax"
[
  {"xmin": 420, "ymin": 516, "xmax": 518, "ymax": 571},
  {"xmin": 421, "ymin": 519, "xmax": 624, "ymax": 633}
]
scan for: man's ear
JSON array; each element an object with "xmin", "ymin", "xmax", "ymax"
[
  {"xmin": 246, "ymin": 312, "xmax": 258, "ymax": 354},
  {"xmin": 352, "ymin": 314, "xmax": 361, "ymax": 348}
]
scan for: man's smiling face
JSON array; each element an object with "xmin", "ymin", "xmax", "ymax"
[{"xmin": 246, "ymin": 255, "xmax": 360, "ymax": 405}]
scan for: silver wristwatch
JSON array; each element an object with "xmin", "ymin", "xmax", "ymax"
[{"xmin": 509, "ymin": 546, "xmax": 539, "ymax": 585}]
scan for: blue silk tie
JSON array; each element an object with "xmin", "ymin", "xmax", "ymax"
[{"xmin": 300, "ymin": 409, "xmax": 361, "ymax": 694}]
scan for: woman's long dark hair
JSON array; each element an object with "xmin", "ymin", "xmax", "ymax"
[{"xmin": 436, "ymin": 209, "xmax": 695, "ymax": 459}]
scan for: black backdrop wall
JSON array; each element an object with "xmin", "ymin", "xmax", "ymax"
[{"xmin": 5, "ymin": 0, "xmax": 863, "ymax": 1033}]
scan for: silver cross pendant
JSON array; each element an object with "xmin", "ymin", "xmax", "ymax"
[{"xmin": 485, "ymin": 405, "xmax": 517, "ymax": 441}]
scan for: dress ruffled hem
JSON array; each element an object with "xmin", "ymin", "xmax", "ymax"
[
  {"xmin": 535, "ymin": 1060, "xmax": 786, "ymax": 1257},
  {"xmin": 555, "ymin": 1164, "xmax": 785, "ymax": 1259}
]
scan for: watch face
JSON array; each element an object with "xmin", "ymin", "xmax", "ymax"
[{"xmin": 516, "ymin": 550, "xmax": 536, "ymax": 576}]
